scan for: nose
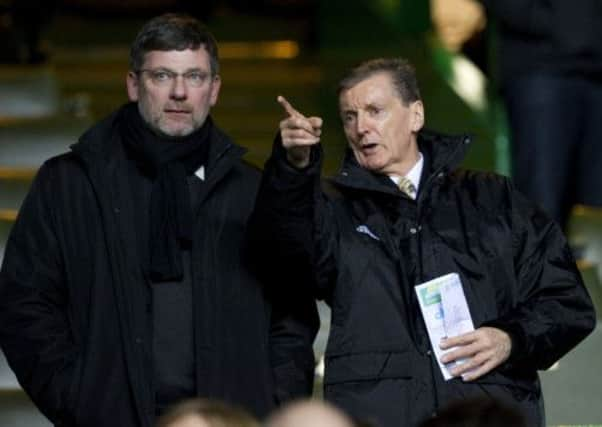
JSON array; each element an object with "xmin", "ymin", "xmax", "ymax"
[
  {"xmin": 356, "ymin": 112, "xmax": 369, "ymax": 135},
  {"xmin": 170, "ymin": 75, "xmax": 188, "ymax": 100}
]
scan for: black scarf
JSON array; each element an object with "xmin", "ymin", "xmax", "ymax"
[{"xmin": 119, "ymin": 103, "xmax": 212, "ymax": 282}]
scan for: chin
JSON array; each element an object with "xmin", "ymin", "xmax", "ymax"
[
  {"xmin": 173, "ymin": 129, "xmax": 194, "ymax": 137},
  {"xmin": 359, "ymin": 159, "xmax": 387, "ymax": 173},
  {"xmin": 158, "ymin": 124, "xmax": 194, "ymax": 138}
]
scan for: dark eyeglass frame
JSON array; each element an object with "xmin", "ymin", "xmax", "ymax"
[{"xmin": 136, "ymin": 68, "xmax": 215, "ymax": 87}]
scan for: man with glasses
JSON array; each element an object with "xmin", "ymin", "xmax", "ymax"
[{"xmin": 0, "ymin": 13, "xmax": 317, "ymax": 427}]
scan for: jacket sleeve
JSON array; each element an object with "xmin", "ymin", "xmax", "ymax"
[
  {"xmin": 484, "ymin": 182, "xmax": 596, "ymax": 372},
  {"xmin": 0, "ymin": 163, "xmax": 80, "ymax": 424},
  {"xmin": 247, "ymin": 134, "xmax": 339, "ymax": 300},
  {"xmin": 267, "ymin": 285, "xmax": 319, "ymax": 403},
  {"xmin": 246, "ymin": 135, "xmax": 326, "ymax": 402}
]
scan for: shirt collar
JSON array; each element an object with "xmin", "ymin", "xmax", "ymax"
[{"xmin": 388, "ymin": 152, "xmax": 424, "ymax": 199}]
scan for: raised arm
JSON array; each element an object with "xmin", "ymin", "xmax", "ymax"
[{"xmin": 247, "ymin": 96, "xmax": 338, "ymax": 301}]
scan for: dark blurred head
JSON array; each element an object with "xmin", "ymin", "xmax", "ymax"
[{"xmin": 130, "ymin": 13, "xmax": 219, "ymax": 76}]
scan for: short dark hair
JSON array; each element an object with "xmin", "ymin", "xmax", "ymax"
[
  {"xmin": 156, "ymin": 398, "xmax": 259, "ymax": 427},
  {"xmin": 338, "ymin": 58, "xmax": 421, "ymax": 105},
  {"xmin": 129, "ymin": 13, "xmax": 219, "ymax": 75}
]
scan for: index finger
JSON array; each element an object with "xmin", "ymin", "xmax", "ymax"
[{"xmin": 277, "ymin": 95, "xmax": 303, "ymax": 118}]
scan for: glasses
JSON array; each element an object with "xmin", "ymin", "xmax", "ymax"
[{"xmin": 137, "ymin": 68, "xmax": 214, "ymax": 87}]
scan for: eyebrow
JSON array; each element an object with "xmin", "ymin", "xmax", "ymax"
[
  {"xmin": 340, "ymin": 101, "xmax": 382, "ymax": 114},
  {"xmin": 150, "ymin": 66, "xmax": 208, "ymax": 73},
  {"xmin": 365, "ymin": 101, "xmax": 384, "ymax": 109}
]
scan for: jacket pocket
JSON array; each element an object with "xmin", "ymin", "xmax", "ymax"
[
  {"xmin": 324, "ymin": 351, "xmax": 420, "ymax": 385},
  {"xmin": 472, "ymin": 373, "xmax": 544, "ymax": 426},
  {"xmin": 323, "ymin": 352, "xmax": 423, "ymax": 427},
  {"xmin": 474, "ymin": 369, "xmax": 539, "ymax": 393}
]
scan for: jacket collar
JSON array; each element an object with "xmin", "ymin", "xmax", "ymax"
[
  {"xmin": 418, "ymin": 129, "xmax": 470, "ymax": 181},
  {"xmin": 329, "ymin": 129, "xmax": 470, "ymax": 196}
]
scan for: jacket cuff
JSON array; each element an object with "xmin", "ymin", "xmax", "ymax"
[
  {"xmin": 271, "ymin": 132, "xmax": 322, "ymax": 175},
  {"xmin": 481, "ymin": 318, "xmax": 528, "ymax": 372}
]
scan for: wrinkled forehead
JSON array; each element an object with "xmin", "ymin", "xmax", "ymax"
[
  {"xmin": 141, "ymin": 47, "xmax": 212, "ymax": 70},
  {"xmin": 338, "ymin": 72, "xmax": 396, "ymax": 109}
]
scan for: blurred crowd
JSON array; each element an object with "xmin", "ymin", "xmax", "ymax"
[{"xmin": 156, "ymin": 396, "xmax": 526, "ymax": 427}]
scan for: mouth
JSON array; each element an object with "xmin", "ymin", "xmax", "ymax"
[
  {"xmin": 164, "ymin": 107, "xmax": 191, "ymax": 115},
  {"xmin": 359, "ymin": 143, "xmax": 379, "ymax": 153}
]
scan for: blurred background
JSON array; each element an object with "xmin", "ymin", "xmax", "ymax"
[{"xmin": 0, "ymin": 1, "xmax": 600, "ymax": 425}]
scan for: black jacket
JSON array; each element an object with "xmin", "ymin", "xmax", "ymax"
[
  {"xmin": 481, "ymin": 0, "xmax": 602, "ymax": 81},
  {"xmin": 0, "ymin": 111, "xmax": 318, "ymax": 427},
  {"xmin": 249, "ymin": 131, "xmax": 596, "ymax": 427}
]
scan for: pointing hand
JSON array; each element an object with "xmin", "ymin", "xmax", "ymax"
[{"xmin": 277, "ymin": 95, "xmax": 323, "ymax": 169}]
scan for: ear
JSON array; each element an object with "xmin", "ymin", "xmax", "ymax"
[
  {"xmin": 126, "ymin": 71, "xmax": 140, "ymax": 102},
  {"xmin": 209, "ymin": 75, "xmax": 222, "ymax": 107},
  {"xmin": 410, "ymin": 100, "xmax": 425, "ymax": 132}
]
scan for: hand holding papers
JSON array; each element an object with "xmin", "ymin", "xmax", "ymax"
[{"xmin": 415, "ymin": 273, "xmax": 475, "ymax": 380}]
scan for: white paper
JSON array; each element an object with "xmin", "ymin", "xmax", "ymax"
[{"xmin": 415, "ymin": 273, "xmax": 474, "ymax": 380}]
